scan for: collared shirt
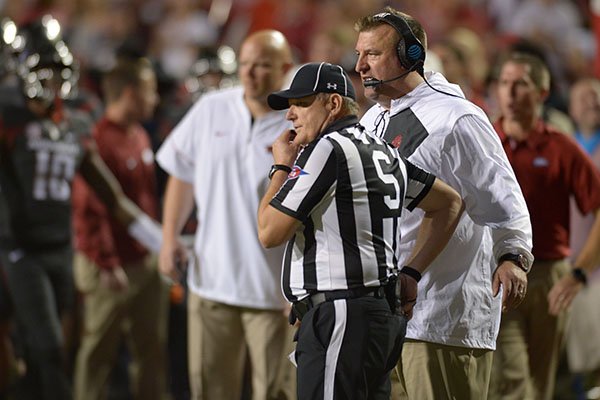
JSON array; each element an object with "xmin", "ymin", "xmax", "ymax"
[
  {"xmin": 157, "ymin": 86, "xmax": 291, "ymax": 310},
  {"xmin": 271, "ymin": 116, "xmax": 434, "ymax": 302},
  {"xmin": 72, "ymin": 117, "xmax": 158, "ymax": 270},
  {"xmin": 495, "ymin": 118, "xmax": 600, "ymax": 260},
  {"xmin": 361, "ymin": 71, "xmax": 533, "ymax": 350}
]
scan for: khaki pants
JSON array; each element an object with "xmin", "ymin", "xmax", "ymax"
[
  {"xmin": 73, "ymin": 253, "xmax": 169, "ymax": 400},
  {"xmin": 187, "ymin": 293, "xmax": 292, "ymax": 400},
  {"xmin": 489, "ymin": 259, "xmax": 570, "ymax": 400},
  {"xmin": 393, "ymin": 339, "xmax": 493, "ymax": 400}
]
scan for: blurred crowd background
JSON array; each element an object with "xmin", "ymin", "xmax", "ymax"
[
  {"xmin": 2, "ymin": 0, "xmax": 599, "ymax": 131},
  {"xmin": 3, "ymin": 0, "xmax": 600, "ymax": 399}
]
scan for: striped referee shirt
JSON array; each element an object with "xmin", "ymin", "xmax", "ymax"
[{"xmin": 270, "ymin": 116, "xmax": 435, "ymax": 302}]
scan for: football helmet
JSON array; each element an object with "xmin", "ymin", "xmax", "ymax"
[
  {"xmin": 184, "ymin": 46, "xmax": 238, "ymax": 99},
  {"xmin": 16, "ymin": 15, "xmax": 79, "ymax": 101}
]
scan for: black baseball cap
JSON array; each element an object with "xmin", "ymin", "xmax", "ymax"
[{"xmin": 268, "ymin": 62, "xmax": 356, "ymax": 110}]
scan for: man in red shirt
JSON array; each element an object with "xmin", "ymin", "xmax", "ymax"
[
  {"xmin": 72, "ymin": 57, "xmax": 169, "ymax": 400},
  {"xmin": 489, "ymin": 52, "xmax": 600, "ymax": 400}
]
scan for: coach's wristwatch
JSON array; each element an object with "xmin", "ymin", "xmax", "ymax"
[
  {"xmin": 268, "ymin": 164, "xmax": 292, "ymax": 180},
  {"xmin": 498, "ymin": 252, "xmax": 531, "ymax": 274},
  {"xmin": 572, "ymin": 268, "xmax": 588, "ymax": 285}
]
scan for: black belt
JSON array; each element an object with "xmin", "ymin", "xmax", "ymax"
[{"xmin": 290, "ymin": 286, "xmax": 385, "ymax": 323}]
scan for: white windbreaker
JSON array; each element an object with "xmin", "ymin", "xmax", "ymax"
[{"xmin": 361, "ymin": 72, "xmax": 533, "ymax": 349}]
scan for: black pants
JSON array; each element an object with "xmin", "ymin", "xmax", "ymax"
[
  {"xmin": 295, "ymin": 296, "xmax": 406, "ymax": 400},
  {"xmin": 0, "ymin": 245, "xmax": 73, "ymax": 400}
]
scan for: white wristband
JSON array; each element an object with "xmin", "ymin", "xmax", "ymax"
[{"xmin": 127, "ymin": 213, "xmax": 163, "ymax": 253}]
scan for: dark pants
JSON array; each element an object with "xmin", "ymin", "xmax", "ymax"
[
  {"xmin": 0, "ymin": 268, "xmax": 11, "ymax": 321},
  {"xmin": 296, "ymin": 296, "xmax": 406, "ymax": 400},
  {"xmin": 0, "ymin": 245, "xmax": 73, "ymax": 400}
]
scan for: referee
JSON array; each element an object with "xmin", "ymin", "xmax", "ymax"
[{"xmin": 257, "ymin": 62, "xmax": 464, "ymax": 400}]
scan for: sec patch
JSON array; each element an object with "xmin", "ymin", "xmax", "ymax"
[{"xmin": 288, "ymin": 166, "xmax": 308, "ymax": 179}]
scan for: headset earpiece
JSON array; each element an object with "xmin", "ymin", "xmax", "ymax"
[
  {"xmin": 369, "ymin": 11, "xmax": 463, "ymax": 99},
  {"xmin": 373, "ymin": 12, "xmax": 425, "ymax": 74}
]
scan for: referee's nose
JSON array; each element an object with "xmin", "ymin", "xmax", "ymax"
[{"xmin": 285, "ymin": 105, "xmax": 297, "ymax": 121}]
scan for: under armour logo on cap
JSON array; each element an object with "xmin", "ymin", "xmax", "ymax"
[
  {"xmin": 267, "ymin": 62, "xmax": 356, "ymax": 110},
  {"xmin": 373, "ymin": 12, "xmax": 391, "ymax": 19}
]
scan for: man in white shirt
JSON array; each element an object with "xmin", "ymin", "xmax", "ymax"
[
  {"xmin": 354, "ymin": 8, "xmax": 534, "ymax": 399},
  {"xmin": 156, "ymin": 30, "xmax": 294, "ymax": 399}
]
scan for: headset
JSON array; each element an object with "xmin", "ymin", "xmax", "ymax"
[
  {"xmin": 366, "ymin": 12, "xmax": 463, "ymax": 100},
  {"xmin": 373, "ymin": 12, "xmax": 425, "ymax": 76}
]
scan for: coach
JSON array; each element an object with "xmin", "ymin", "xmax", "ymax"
[{"xmin": 257, "ymin": 62, "xmax": 464, "ymax": 400}]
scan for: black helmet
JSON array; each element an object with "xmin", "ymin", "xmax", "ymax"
[
  {"xmin": 184, "ymin": 46, "xmax": 238, "ymax": 98},
  {"xmin": 16, "ymin": 15, "xmax": 79, "ymax": 101}
]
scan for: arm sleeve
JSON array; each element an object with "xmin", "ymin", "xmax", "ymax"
[
  {"xmin": 156, "ymin": 98, "xmax": 205, "ymax": 183},
  {"xmin": 270, "ymin": 139, "xmax": 337, "ymax": 221},
  {"xmin": 72, "ymin": 176, "xmax": 121, "ymax": 270},
  {"xmin": 441, "ymin": 114, "xmax": 533, "ymax": 263},
  {"xmin": 403, "ymin": 159, "xmax": 435, "ymax": 211}
]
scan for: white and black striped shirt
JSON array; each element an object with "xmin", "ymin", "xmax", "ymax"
[{"xmin": 270, "ymin": 116, "xmax": 435, "ymax": 302}]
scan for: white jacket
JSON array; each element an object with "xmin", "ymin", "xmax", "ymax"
[{"xmin": 361, "ymin": 72, "xmax": 533, "ymax": 349}]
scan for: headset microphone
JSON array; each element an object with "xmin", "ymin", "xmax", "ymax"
[{"xmin": 362, "ymin": 63, "xmax": 418, "ymax": 88}]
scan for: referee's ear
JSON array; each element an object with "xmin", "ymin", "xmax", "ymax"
[{"xmin": 327, "ymin": 93, "xmax": 344, "ymax": 119}]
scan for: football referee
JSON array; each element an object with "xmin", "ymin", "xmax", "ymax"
[{"xmin": 257, "ymin": 62, "xmax": 464, "ymax": 400}]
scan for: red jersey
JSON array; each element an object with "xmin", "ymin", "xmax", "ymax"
[
  {"xmin": 494, "ymin": 119, "xmax": 600, "ymax": 260},
  {"xmin": 72, "ymin": 117, "xmax": 158, "ymax": 269}
]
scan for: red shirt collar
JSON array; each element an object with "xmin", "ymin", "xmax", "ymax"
[{"xmin": 495, "ymin": 117, "xmax": 548, "ymax": 150}]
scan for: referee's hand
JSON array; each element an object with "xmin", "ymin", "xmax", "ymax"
[
  {"xmin": 398, "ymin": 273, "xmax": 418, "ymax": 320},
  {"xmin": 272, "ymin": 129, "xmax": 301, "ymax": 166}
]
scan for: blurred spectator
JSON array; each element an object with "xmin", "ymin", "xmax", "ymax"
[
  {"xmin": 224, "ymin": 0, "xmax": 316, "ymax": 60},
  {"xmin": 489, "ymin": 52, "xmax": 600, "ymax": 400},
  {"xmin": 430, "ymin": 37, "xmax": 488, "ymax": 112},
  {"xmin": 487, "ymin": 40, "xmax": 576, "ymax": 133},
  {"xmin": 565, "ymin": 77, "xmax": 600, "ymax": 389},
  {"xmin": 68, "ymin": 0, "xmax": 141, "ymax": 73},
  {"xmin": 570, "ymin": 78, "xmax": 600, "ymax": 150},
  {"xmin": 399, "ymin": 0, "xmax": 493, "ymax": 44},
  {"xmin": 306, "ymin": 26, "xmax": 355, "ymax": 66},
  {"xmin": 447, "ymin": 27, "xmax": 490, "ymax": 105},
  {"xmin": 487, "ymin": 0, "xmax": 524, "ymax": 34},
  {"xmin": 149, "ymin": 0, "xmax": 218, "ymax": 80},
  {"xmin": 305, "ymin": 25, "xmax": 373, "ymax": 117},
  {"xmin": 504, "ymin": 0, "xmax": 594, "ymax": 96}
]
